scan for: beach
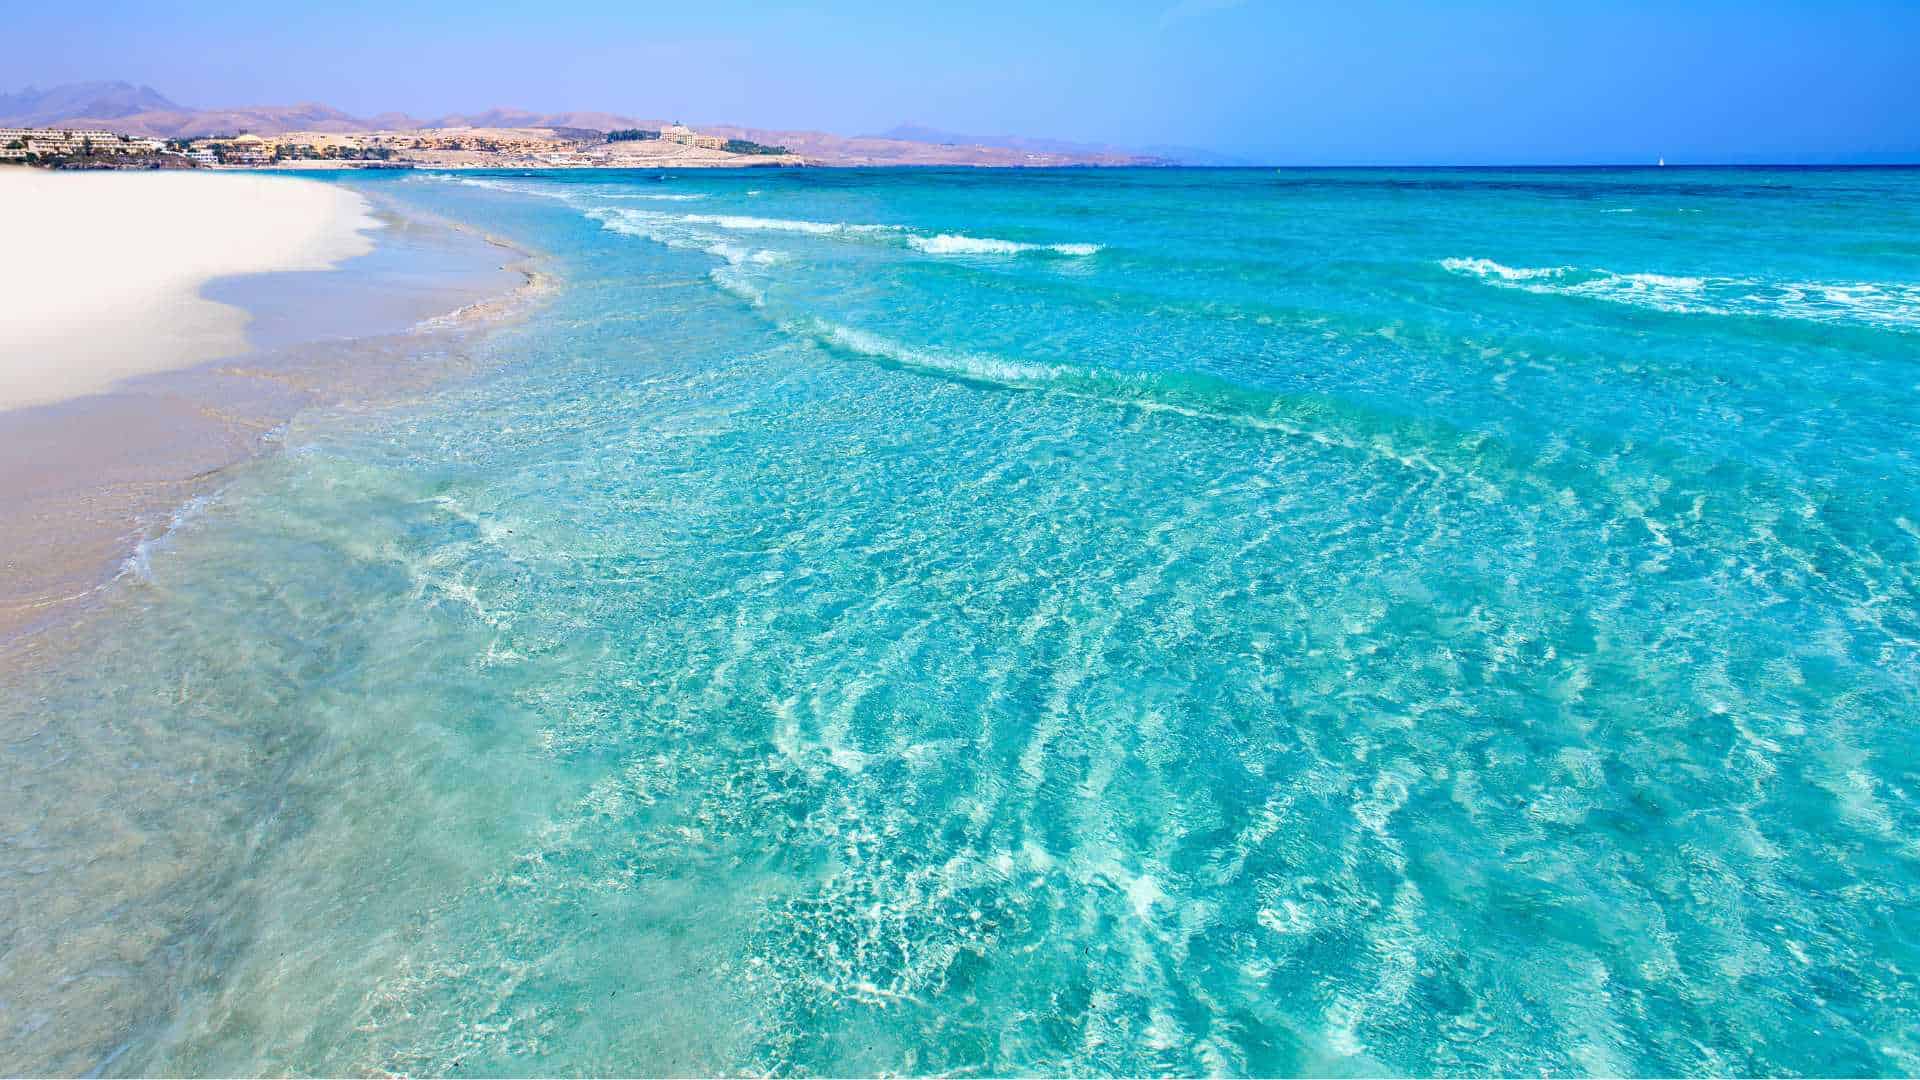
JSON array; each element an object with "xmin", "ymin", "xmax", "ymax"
[
  {"xmin": 0, "ymin": 169, "xmax": 530, "ymax": 647},
  {"xmin": 3, "ymin": 166, "xmax": 1919, "ymax": 1075}
]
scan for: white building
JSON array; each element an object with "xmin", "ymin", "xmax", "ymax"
[
  {"xmin": 0, "ymin": 127, "xmax": 165, "ymax": 155},
  {"xmin": 658, "ymin": 123, "xmax": 726, "ymax": 150}
]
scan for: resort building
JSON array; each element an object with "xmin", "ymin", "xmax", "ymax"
[
  {"xmin": 659, "ymin": 123, "xmax": 726, "ymax": 150},
  {"xmin": 0, "ymin": 127, "xmax": 165, "ymax": 155},
  {"xmin": 212, "ymin": 133, "xmax": 274, "ymax": 165}
]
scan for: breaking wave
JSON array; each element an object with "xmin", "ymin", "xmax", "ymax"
[
  {"xmin": 908, "ymin": 233, "xmax": 1102, "ymax": 257},
  {"xmin": 411, "ymin": 175, "xmax": 571, "ymax": 200},
  {"xmin": 1442, "ymin": 257, "xmax": 1920, "ymax": 330},
  {"xmin": 801, "ymin": 320, "xmax": 1082, "ymax": 387},
  {"xmin": 677, "ymin": 213, "xmax": 904, "ymax": 236},
  {"xmin": 791, "ymin": 319, "xmax": 1481, "ymax": 481},
  {"xmin": 419, "ymin": 177, "xmax": 1099, "ymax": 261},
  {"xmin": 594, "ymin": 206, "xmax": 1097, "ymax": 260}
]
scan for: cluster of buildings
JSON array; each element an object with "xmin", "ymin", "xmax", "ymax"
[
  {"xmin": 196, "ymin": 133, "xmax": 271, "ymax": 164},
  {"xmin": 358, "ymin": 129, "xmax": 565, "ymax": 154},
  {"xmin": 3, "ymin": 122, "xmax": 794, "ymax": 170},
  {"xmin": 658, "ymin": 123, "xmax": 725, "ymax": 150},
  {"xmin": 0, "ymin": 127, "xmax": 355, "ymax": 167},
  {"xmin": 0, "ymin": 127, "xmax": 165, "ymax": 161}
]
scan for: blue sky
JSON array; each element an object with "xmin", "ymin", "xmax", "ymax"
[{"xmin": 8, "ymin": 0, "xmax": 1919, "ymax": 163}]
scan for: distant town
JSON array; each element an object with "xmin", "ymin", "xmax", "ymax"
[
  {"xmin": 0, "ymin": 122, "xmax": 802, "ymax": 170},
  {"xmin": 0, "ymin": 82, "xmax": 1192, "ymax": 169}
]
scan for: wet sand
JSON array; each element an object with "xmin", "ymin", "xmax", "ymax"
[{"xmin": 0, "ymin": 185, "xmax": 540, "ymax": 650}]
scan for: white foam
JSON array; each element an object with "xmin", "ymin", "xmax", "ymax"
[
  {"xmin": 806, "ymin": 320, "xmax": 1073, "ymax": 385},
  {"xmin": 908, "ymin": 233, "xmax": 1102, "ymax": 257},
  {"xmin": 416, "ymin": 175, "xmax": 572, "ymax": 201},
  {"xmin": 1614, "ymin": 271, "xmax": 1707, "ymax": 290},
  {"xmin": 1442, "ymin": 256, "xmax": 1920, "ymax": 330},
  {"xmin": 678, "ymin": 213, "xmax": 903, "ymax": 236},
  {"xmin": 1439, "ymin": 257, "xmax": 1571, "ymax": 282},
  {"xmin": 592, "ymin": 205, "xmax": 1099, "ymax": 267}
]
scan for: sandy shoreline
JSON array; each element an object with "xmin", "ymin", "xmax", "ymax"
[
  {"xmin": 0, "ymin": 171, "xmax": 540, "ymax": 648},
  {"xmin": 0, "ymin": 170, "xmax": 382, "ymax": 410}
]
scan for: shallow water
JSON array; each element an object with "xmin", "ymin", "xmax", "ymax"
[{"xmin": 4, "ymin": 166, "xmax": 1920, "ymax": 1075}]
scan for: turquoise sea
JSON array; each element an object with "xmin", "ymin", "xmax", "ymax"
[{"xmin": 6, "ymin": 166, "xmax": 1920, "ymax": 1075}]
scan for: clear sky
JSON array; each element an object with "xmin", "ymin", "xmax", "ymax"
[{"xmin": 8, "ymin": 0, "xmax": 1919, "ymax": 164}]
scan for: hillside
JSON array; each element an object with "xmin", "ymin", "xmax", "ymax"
[{"xmin": 0, "ymin": 81, "xmax": 178, "ymax": 124}]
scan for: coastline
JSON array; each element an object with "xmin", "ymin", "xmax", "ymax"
[{"xmin": 0, "ymin": 173, "xmax": 546, "ymax": 651}]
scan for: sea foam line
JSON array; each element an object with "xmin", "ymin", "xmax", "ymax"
[
  {"xmin": 908, "ymin": 233, "xmax": 1103, "ymax": 257},
  {"xmin": 677, "ymin": 213, "xmax": 904, "ymax": 236},
  {"xmin": 795, "ymin": 318, "xmax": 1455, "ymax": 478},
  {"xmin": 423, "ymin": 175, "xmax": 1096, "ymax": 258},
  {"xmin": 598, "ymin": 206, "xmax": 1098, "ymax": 257},
  {"xmin": 1442, "ymin": 257, "xmax": 1920, "ymax": 330},
  {"xmin": 673, "ymin": 213, "xmax": 1100, "ymax": 257}
]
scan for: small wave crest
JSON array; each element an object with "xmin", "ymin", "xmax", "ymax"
[
  {"xmin": 796, "ymin": 320, "xmax": 1366, "ymax": 439},
  {"xmin": 1442, "ymin": 257, "xmax": 1920, "ymax": 330},
  {"xmin": 802, "ymin": 320, "xmax": 1080, "ymax": 386},
  {"xmin": 411, "ymin": 174, "xmax": 571, "ymax": 201},
  {"xmin": 116, "ymin": 493, "xmax": 219, "ymax": 585},
  {"xmin": 1439, "ymin": 257, "xmax": 1574, "ymax": 282},
  {"xmin": 908, "ymin": 234, "xmax": 1102, "ymax": 257},
  {"xmin": 679, "ymin": 213, "xmax": 904, "ymax": 236},
  {"xmin": 599, "ymin": 206, "xmax": 1097, "ymax": 260}
]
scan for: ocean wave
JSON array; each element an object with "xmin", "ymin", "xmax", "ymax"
[
  {"xmin": 425, "ymin": 181, "xmax": 1098, "ymax": 262},
  {"xmin": 415, "ymin": 175, "xmax": 571, "ymax": 200},
  {"xmin": 586, "ymin": 210, "xmax": 790, "ymax": 307},
  {"xmin": 116, "ymin": 493, "xmax": 219, "ymax": 585},
  {"xmin": 1442, "ymin": 257, "xmax": 1920, "ymax": 330},
  {"xmin": 415, "ymin": 175, "xmax": 707, "ymax": 205},
  {"xmin": 594, "ymin": 192, "xmax": 708, "ymax": 201},
  {"xmin": 678, "ymin": 213, "xmax": 904, "ymax": 236},
  {"xmin": 796, "ymin": 319, "xmax": 1473, "ymax": 481},
  {"xmin": 908, "ymin": 233, "xmax": 1102, "ymax": 257},
  {"xmin": 592, "ymin": 208, "xmax": 786, "ymax": 265},
  {"xmin": 801, "ymin": 319, "xmax": 1081, "ymax": 386},
  {"xmin": 1438, "ymin": 257, "xmax": 1573, "ymax": 282}
]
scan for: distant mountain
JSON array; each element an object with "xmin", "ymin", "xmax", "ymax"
[
  {"xmin": 0, "ymin": 81, "xmax": 179, "ymax": 125},
  {"xmin": 0, "ymin": 83, "xmax": 657, "ymax": 139},
  {"xmin": 134, "ymin": 101, "xmax": 372, "ymax": 137},
  {"xmin": 0, "ymin": 83, "xmax": 379, "ymax": 137},
  {"xmin": 429, "ymin": 107, "xmax": 657, "ymax": 133}
]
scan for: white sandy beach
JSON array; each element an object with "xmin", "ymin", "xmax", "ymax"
[
  {"xmin": 0, "ymin": 169, "xmax": 378, "ymax": 410},
  {"xmin": 0, "ymin": 169, "xmax": 528, "ymax": 648}
]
